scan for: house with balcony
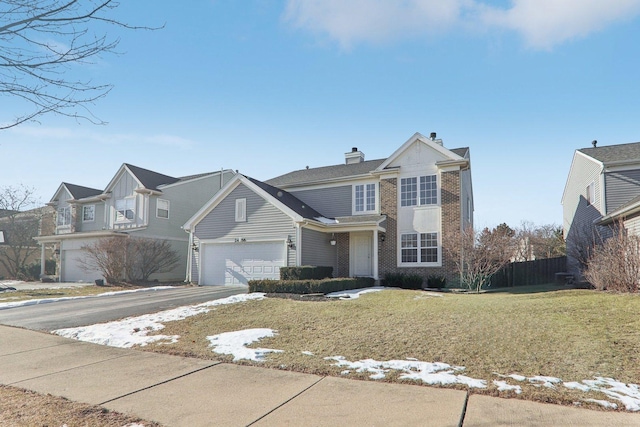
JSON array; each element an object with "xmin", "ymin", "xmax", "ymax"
[
  {"xmin": 36, "ymin": 164, "xmax": 235, "ymax": 282},
  {"xmin": 184, "ymin": 132, "xmax": 473, "ymax": 286}
]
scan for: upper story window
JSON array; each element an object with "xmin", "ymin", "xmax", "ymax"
[
  {"xmin": 157, "ymin": 199, "xmax": 170, "ymax": 219},
  {"xmin": 82, "ymin": 205, "xmax": 95, "ymax": 222},
  {"xmin": 116, "ymin": 198, "xmax": 135, "ymax": 222},
  {"xmin": 354, "ymin": 183, "xmax": 376, "ymax": 213},
  {"xmin": 586, "ymin": 182, "xmax": 595, "ymax": 205},
  {"xmin": 235, "ymin": 198, "xmax": 246, "ymax": 222},
  {"xmin": 57, "ymin": 206, "xmax": 71, "ymax": 226},
  {"xmin": 401, "ymin": 174, "xmax": 438, "ymax": 207}
]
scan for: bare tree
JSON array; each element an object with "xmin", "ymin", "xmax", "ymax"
[
  {"xmin": 0, "ymin": 185, "xmax": 44, "ymax": 278},
  {"xmin": 515, "ymin": 221, "xmax": 566, "ymax": 261},
  {"xmin": 584, "ymin": 222, "xmax": 640, "ymax": 292},
  {"xmin": 125, "ymin": 238, "xmax": 180, "ymax": 282},
  {"xmin": 80, "ymin": 236, "xmax": 180, "ymax": 284},
  {"xmin": 443, "ymin": 224, "xmax": 516, "ymax": 293},
  {"xmin": 1, "ymin": 1, "xmax": 159, "ymax": 129},
  {"xmin": 566, "ymin": 221, "xmax": 604, "ymax": 275}
]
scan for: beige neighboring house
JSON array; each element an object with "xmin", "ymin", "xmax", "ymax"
[
  {"xmin": 36, "ymin": 164, "xmax": 235, "ymax": 283},
  {"xmin": 184, "ymin": 132, "xmax": 473, "ymax": 286}
]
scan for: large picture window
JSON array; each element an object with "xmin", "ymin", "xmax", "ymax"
[
  {"xmin": 354, "ymin": 183, "xmax": 376, "ymax": 213},
  {"xmin": 401, "ymin": 232, "xmax": 439, "ymax": 264},
  {"xmin": 116, "ymin": 198, "xmax": 135, "ymax": 222},
  {"xmin": 402, "ymin": 175, "xmax": 438, "ymax": 206}
]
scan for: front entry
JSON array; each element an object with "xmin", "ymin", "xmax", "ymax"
[{"xmin": 350, "ymin": 232, "xmax": 372, "ymax": 277}]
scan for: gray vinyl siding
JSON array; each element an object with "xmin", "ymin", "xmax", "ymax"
[
  {"xmin": 604, "ymin": 169, "xmax": 640, "ymax": 213},
  {"xmin": 289, "ymin": 186, "xmax": 352, "ymax": 218},
  {"xmin": 301, "ymin": 228, "xmax": 337, "ymax": 272},
  {"xmin": 77, "ymin": 203, "xmax": 105, "ymax": 232},
  {"xmin": 624, "ymin": 213, "xmax": 640, "ymax": 236}
]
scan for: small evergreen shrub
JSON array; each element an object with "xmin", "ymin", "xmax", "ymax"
[
  {"xmin": 383, "ymin": 272, "xmax": 424, "ymax": 289},
  {"xmin": 279, "ymin": 266, "xmax": 333, "ymax": 280},
  {"xmin": 427, "ymin": 275, "xmax": 447, "ymax": 289},
  {"xmin": 249, "ymin": 276, "xmax": 375, "ymax": 294}
]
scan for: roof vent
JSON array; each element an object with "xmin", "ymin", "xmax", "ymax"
[
  {"xmin": 345, "ymin": 147, "xmax": 365, "ymax": 164},
  {"xmin": 592, "ymin": 140, "xmax": 598, "ymax": 148},
  {"xmin": 429, "ymin": 131, "xmax": 444, "ymax": 146},
  {"xmin": 430, "ymin": 132, "xmax": 437, "ymax": 140}
]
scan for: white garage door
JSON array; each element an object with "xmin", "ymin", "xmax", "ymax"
[
  {"xmin": 61, "ymin": 249, "xmax": 96, "ymax": 283},
  {"xmin": 200, "ymin": 241, "xmax": 285, "ymax": 286}
]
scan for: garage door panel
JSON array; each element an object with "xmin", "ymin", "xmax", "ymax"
[{"xmin": 201, "ymin": 241, "xmax": 285, "ymax": 286}]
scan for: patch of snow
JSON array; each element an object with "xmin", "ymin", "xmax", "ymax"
[
  {"xmin": 314, "ymin": 216, "xmax": 337, "ymax": 224},
  {"xmin": 301, "ymin": 351, "xmax": 314, "ymax": 356},
  {"xmin": 528, "ymin": 375, "xmax": 562, "ymax": 388},
  {"xmin": 326, "ymin": 286, "xmax": 386, "ymax": 300},
  {"xmin": 563, "ymin": 381, "xmax": 591, "ymax": 392},
  {"xmin": 0, "ymin": 286, "xmax": 176, "ymax": 310},
  {"xmin": 53, "ymin": 293, "xmax": 265, "ymax": 348},
  {"xmin": 583, "ymin": 399, "xmax": 618, "ymax": 410},
  {"xmin": 508, "ymin": 374, "xmax": 527, "ymax": 382},
  {"xmin": 582, "ymin": 377, "xmax": 640, "ymax": 412},
  {"xmin": 324, "ymin": 356, "xmax": 487, "ymax": 388},
  {"xmin": 493, "ymin": 380, "xmax": 522, "ymax": 394},
  {"xmin": 207, "ymin": 328, "xmax": 283, "ymax": 362}
]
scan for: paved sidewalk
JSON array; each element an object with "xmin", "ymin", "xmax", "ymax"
[{"xmin": 1, "ymin": 325, "xmax": 638, "ymax": 426}]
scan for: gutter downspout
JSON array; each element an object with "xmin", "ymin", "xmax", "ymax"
[{"xmin": 185, "ymin": 228, "xmax": 193, "ymax": 283}]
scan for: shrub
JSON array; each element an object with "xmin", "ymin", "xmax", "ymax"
[
  {"xmin": 383, "ymin": 272, "xmax": 424, "ymax": 289},
  {"xmin": 249, "ymin": 277, "xmax": 375, "ymax": 294},
  {"xmin": 19, "ymin": 260, "xmax": 56, "ymax": 281},
  {"xmin": 280, "ymin": 266, "xmax": 333, "ymax": 280},
  {"xmin": 584, "ymin": 228, "xmax": 640, "ymax": 293},
  {"xmin": 427, "ymin": 275, "xmax": 447, "ymax": 289}
]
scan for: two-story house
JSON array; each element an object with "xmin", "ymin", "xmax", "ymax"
[
  {"xmin": 36, "ymin": 164, "xmax": 235, "ymax": 282},
  {"xmin": 562, "ymin": 141, "xmax": 640, "ymax": 278},
  {"xmin": 184, "ymin": 132, "xmax": 473, "ymax": 285}
]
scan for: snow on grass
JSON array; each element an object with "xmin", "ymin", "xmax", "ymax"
[
  {"xmin": 0, "ymin": 286, "xmax": 176, "ymax": 309},
  {"xmin": 528, "ymin": 375, "xmax": 563, "ymax": 389},
  {"xmin": 301, "ymin": 351, "xmax": 315, "ymax": 356},
  {"xmin": 53, "ymin": 293, "xmax": 265, "ymax": 348},
  {"xmin": 207, "ymin": 328, "xmax": 283, "ymax": 362},
  {"xmin": 493, "ymin": 380, "xmax": 522, "ymax": 394},
  {"xmin": 324, "ymin": 356, "xmax": 487, "ymax": 388},
  {"xmin": 325, "ymin": 286, "xmax": 386, "ymax": 300},
  {"xmin": 583, "ymin": 399, "xmax": 618, "ymax": 410}
]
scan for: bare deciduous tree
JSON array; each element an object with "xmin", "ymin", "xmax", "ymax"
[
  {"xmin": 515, "ymin": 221, "xmax": 566, "ymax": 261},
  {"xmin": 0, "ymin": 185, "xmax": 44, "ymax": 278},
  {"xmin": 1, "ymin": 0, "xmax": 159, "ymax": 129},
  {"xmin": 584, "ymin": 222, "xmax": 640, "ymax": 292},
  {"xmin": 80, "ymin": 236, "xmax": 180, "ymax": 284},
  {"xmin": 443, "ymin": 224, "xmax": 517, "ymax": 293}
]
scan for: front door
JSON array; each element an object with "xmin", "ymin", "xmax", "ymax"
[{"xmin": 351, "ymin": 232, "xmax": 372, "ymax": 277}]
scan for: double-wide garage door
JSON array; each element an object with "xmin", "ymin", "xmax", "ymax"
[{"xmin": 200, "ymin": 241, "xmax": 285, "ymax": 286}]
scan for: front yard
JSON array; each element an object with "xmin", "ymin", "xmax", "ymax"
[{"xmin": 107, "ymin": 285, "xmax": 640, "ymax": 412}]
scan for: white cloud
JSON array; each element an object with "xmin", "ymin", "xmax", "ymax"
[
  {"xmin": 479, "ymin": 0, "xmax": 640, "ymax": 49},
  {"xmin": 284, "ymin": 0, "xmax": 640, "ymax": 50},
  {"xmin": 284, "ymin": 0, "xmax": 466, "ymax": 49}
]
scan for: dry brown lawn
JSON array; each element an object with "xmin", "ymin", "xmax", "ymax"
[
  {"xmin": 136, "ymin": 285, "xmax": 640, "ymax": 411},
  {"xmin": 0, "ymin": 385, "xmax": 162, "ymax": 427}
]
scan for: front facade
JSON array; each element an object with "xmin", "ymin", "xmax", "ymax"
[
  {"xmin": 36, "ymin": 164, "xmax": 235, "ymax": 282},
  {"xmin": 562, "ymin": 141, "xmax": 640, "ymax": 277},
  {"xmin": 185, "ymin": 132, "xmax": 473, "ymax": 286}
]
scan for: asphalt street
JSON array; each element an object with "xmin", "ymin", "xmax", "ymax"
[{"xmin": 0, "ymin": 285, "xmax": 247, "ymax": 331}]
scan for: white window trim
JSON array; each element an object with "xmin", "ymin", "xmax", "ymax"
[
  {"xmin": 352, "ymin": 183, "xmax": 377, "ymax": 214},
  {"xmin": 398, "ymin": 231, "xmax": 441, "ymax": 267},
  {"xmin": 156, "ymin": 198, "xmax": 170, "ymax": 219},
  {"xmin": 401, "ymin": 174, "xmax": 439, "ymax": 207},
  {"xmin": 235, "ymin": 198, "xmax": 247, "ymax": 222},
  {"xmin": 116, "ymin": 197, "xmax": 136, "ymax": 223},
  {"xmin": 57, "ymin": 206, "xmax": 71, "ymax": 226},
  {"xmin": 82, "ymin": 205, "xmax": 95, "ymax": 223}
]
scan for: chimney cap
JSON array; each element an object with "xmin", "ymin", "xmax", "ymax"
[
  {"xmin": 592, "ymin": 140, "xmax": 598, "ymax": 148},
  {"xmin": 352, "ymin": 147, "xmax": 358, "ymax": 152},
  {"xmin": 430, "ymin": 132, "xmax": 437, "ymax": 140}
]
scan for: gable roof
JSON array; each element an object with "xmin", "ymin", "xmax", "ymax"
[
  {"xmin": 62, "ymin": 183, "xmax": 103, "ymax": 200},
  {"xmin": 124, "ymin": 163, "xmax": 181, "ymax": 190},
  {"xmin": 579, "ymin": 142, "xmax": 640, "ymax": 164},
  {"xmin": 266, "ymin": 159, "xmax": 386, "ymax": 187},
  {"xmin": 246, "ymin": 177, "xmax": 326, "ymax": 219}
]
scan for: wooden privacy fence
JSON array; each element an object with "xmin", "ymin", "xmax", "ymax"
[{"xmin": 490, "ymin": 256, "xmax": 567, "ymax": 288}]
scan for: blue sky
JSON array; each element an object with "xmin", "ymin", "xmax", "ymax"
[{"xmin": 2, "ymin": 0, "xmax": 640, "ymax": 228}]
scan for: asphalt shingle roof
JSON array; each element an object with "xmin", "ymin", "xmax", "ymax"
[
  {"xmin": 579, "ymin": 142, "xmax": 640, "ymax": 164},
  {"xmin": 125, "ymin": 164, "xmax": 180, "ymax": 190},
  {"xmin": 246, "ymin": 176, "xmax": 327, "ymax": 220},
  {"xmin": 63, "ymin": 183, "xmax": 102, "ymax": 200}
]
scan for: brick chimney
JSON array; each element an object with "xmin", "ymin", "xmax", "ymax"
[{"xmin": 345, "ymin": 147, "xmax": 365, "ymax": 164}]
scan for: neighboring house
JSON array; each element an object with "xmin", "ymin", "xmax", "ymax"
[
  {"xmin": 184, "ymin": 132, "xmax": 473, "ymax": 286},
  {"xmin": 36, "ymin": 164, "xmax": 235, "ymax": 282},
  {"xmin": 562, "ymin": 141, "xmax": 640, "ymax": 277}
]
